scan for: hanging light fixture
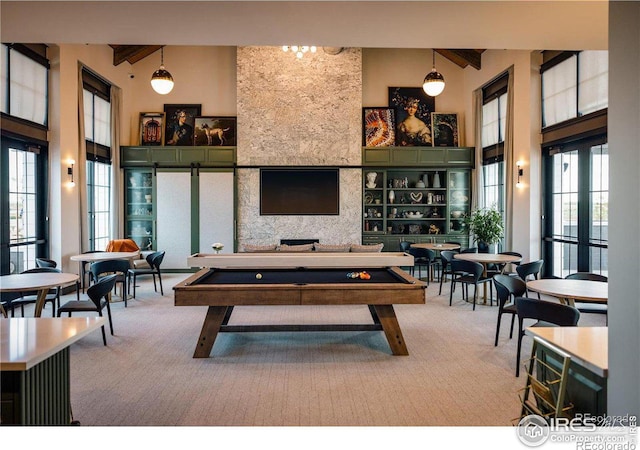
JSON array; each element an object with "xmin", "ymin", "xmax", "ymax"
[
  {"xmin": 151, "ymin": 47, "xmax": 174, "ymax": 95},
  {"xmin": 423, "ymin": 49, "xmax": 445, "ymax": 97},
  {"xmin": 282, "ymin": 45, "xmax": 317, "ymax": 59}
]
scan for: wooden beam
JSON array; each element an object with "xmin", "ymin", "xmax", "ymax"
[
  {"xmin": 110, "ymin": 45, "xmax": 163, "ymax": 66},
  {"xmin": 436, "ymin": 49, "xmax": 484, "ymax": 70}
]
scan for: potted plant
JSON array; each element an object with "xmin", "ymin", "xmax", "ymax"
[{"xmin": 465, "ymin": 206, "xmax": 504, "ymax": 253}]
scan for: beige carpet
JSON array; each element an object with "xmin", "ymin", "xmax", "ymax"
[{"xmin": 41, "ymin": 272, "xmax": 604, "ymax": 427}]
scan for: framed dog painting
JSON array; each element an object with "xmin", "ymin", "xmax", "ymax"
[
  {"xmin": 194, "ymin": 116, "xmax": 237, "ymax": 146},
  {"xmin": 163, "ymin": 104, "xmax": 201, "ymax": 146}
]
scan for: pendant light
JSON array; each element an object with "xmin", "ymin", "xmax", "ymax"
[
  {"xmin": 151, "ymin": 47, "xmax": 174, "ymax": 95},
  {"xmin": 422, "ymin": 49, "xmax": 445, "ymax": 97}
]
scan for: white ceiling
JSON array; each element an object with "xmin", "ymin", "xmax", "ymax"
[{"xmin": 1, "ymin": 1, "xmax": 608, "ymax": 50}]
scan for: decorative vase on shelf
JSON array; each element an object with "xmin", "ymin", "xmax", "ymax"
[
  {"xmin": 433, "ymin": 172, "xmax": 441, "ymax": 188},
  {"xmin": 422, "ymin": 174, "xmax": 429, "ymax": 188},
  {"xmin": 388, "ymin": 189, "xmax": 395, "ymax": 204}
]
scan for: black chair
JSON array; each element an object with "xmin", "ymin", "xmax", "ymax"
[
  {"xmin": 516, "ymin": 260, "xmax": 544, "ymax": 298},
  {"xmin": 492, "ymin": 274, "xmax": 527, "ymax": 346},
  {"xmin": 127, "ymin": 251, "xmax": 165, "ymax": 298},
  {"xmin": 408, "ymin": 247, "xmax": 436, "ymax": 284},
  {"xmin": 438, "ymin": 250, "xmax": 457, "ymax": 295},
  {"xmin": 57, "ymin": 274, "xmax": 117, "ymax": 346},
  {"xmin": 514, "ymin": 297, "xmax": 580, "ymax": 377},
  {"xmin": 10, "ymin": 267, "xmax": 62, "ymax": 317},
  {"xmin": 399, "ymin": 241, "xmax": 414, "ymax": 253},
  {"xmin": 35, "ymin": 257, "xmax": 57, "ymax": 268},
  {"xmin": 460, "ymin": 247, "xmax": 478, "ymax": 254},
  {"xmin": 487, "ymin": 251, "xmax": 522, "ymax": 277},
  {"xmin": 80, "ymin": 250, "xmax": 103, "ymax": 292},
  {"xmin": 444, "ymin": 241, "xmax": 461, "ymax": 253},
  {"xmin": 565, "ymin": 272, "xmax": 608, "ymax": 323},
  {"xmin": 449, "ymin": 259, "xmax": 492, "ymax": 310},
  {"xmin": 90, "ymin": 259, "xmax": 131, "ymax": 306}
]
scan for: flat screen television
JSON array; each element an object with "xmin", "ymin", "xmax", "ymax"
[{"xmin": 260, "ymin": 168, "xmax": 340, "ymax": 215}]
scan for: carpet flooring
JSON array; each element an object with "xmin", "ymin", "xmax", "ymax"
[{"xmin": 35, "ymin": 271, "xmax": 604, "ymax": 428}]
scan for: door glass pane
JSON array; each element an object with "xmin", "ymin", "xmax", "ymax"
[
  {"xmin": 590, "ymin": 143, "xmax": 608, "ymax": 276},
  {"xmin": 87, "ymin": 160, "xmax": 111, "ymax": 251},
  {"xmin": 8, "ymin": 148, "xmax": 38, "ymax": 272},
  {"xmin": 551, "ymin": 151, "xmax": 578, "ymax": 240},
  {"xmin": 553, "ymin": 241, "xmax": 578, "ymax": 278}
]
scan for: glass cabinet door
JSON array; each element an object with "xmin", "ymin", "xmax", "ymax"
[
  {"xmin": 126, "ymin": 169, "xmax": 155, "ymax": 250},
  {"xmin": 448, "ymin": 170, "xmax": 470, "ymax": 235}
]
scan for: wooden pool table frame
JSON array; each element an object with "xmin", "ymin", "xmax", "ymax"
[{"xmin": 174, "ymin": 266, "xmax": 426, "ymax": 357}]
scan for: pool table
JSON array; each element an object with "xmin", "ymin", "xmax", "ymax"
[{"xmin": 174, "ymin": 266, "xmax": 426, "ymax": 357}]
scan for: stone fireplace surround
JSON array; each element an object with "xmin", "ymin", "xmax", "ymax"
[{"xmin": 236, "ymin": 47, "xmax": 363, "ymax": 249}]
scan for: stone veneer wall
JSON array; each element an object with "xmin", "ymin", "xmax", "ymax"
[{"xmin": 236, "ymin": 47, "xmax": 363, "ymax": 248}]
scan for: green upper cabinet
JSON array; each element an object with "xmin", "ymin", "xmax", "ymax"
[
  {"xmin": 121, "ymin": 146, "xmax": 236, "ymax": 168},
  {"xmin": 362, "ymin": 146, "xmax": 474, "ymax": 167}
]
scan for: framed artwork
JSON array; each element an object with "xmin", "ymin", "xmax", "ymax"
[
  {"xmin": 431, "ymin": 112, "xmax": 459, "ymax": 147},
  {"xmin": 139, "ymin": 112, "xmax": 165, "ymax": 146},
  {"xmin": 194, "ymin": 116, "xmax": 237, "ymax": 146},
  {"xmin": 362, "ymin": 107, "xmax": 395, "ymax": 147},
  {"xmin": 163, "ymin": 104, "xmax": 201, "ymax": 146},
  {"xmin": 388, "ymin": 87, "xmax": 435, "ymax": 146}
]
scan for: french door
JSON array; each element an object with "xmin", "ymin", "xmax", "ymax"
[
  {"xmin": 542, "ymin": 136, "xmax": 608, "ymax": 278},
  {"xmin": 1, "ymin": 137, "xmax": 48, "ymax": 274}
]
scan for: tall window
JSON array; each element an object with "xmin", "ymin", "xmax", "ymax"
[
  {"xmin": 83, "ymin": 69, "xmax": 112, "ymax": 251},
  {"xmin": 541, "ymin": 50, "xmax": 608, "ymax": 277},
  {"xmin": 481, "ymin": 73, "xmax": 508, "ymax": 250},
  {"xmin": 1, "ymin": 44, "xmax": 49, "ymax": 275}
]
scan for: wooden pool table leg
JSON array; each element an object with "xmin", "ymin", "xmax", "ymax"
[
  {"xmin": 193, "ymin": 306, "xmax": 229, "ymax": 358},
  {"xmin": 372, "ymin": 304, "xmax": 409, "ymax": 356}
]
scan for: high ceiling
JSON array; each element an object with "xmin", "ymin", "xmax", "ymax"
[
  {"xmin": 109, "ymin": 45, "xmax": 486, "ymax": 69},
  {"xmin": 1, "ymin": 2, "xmax": 608, "ymax": 52}
]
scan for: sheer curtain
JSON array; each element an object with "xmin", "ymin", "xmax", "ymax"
[
  {"xmin": 110, "ymin": 86, "xmax": 122, "ymax": 240},
  {"xmin": 504, "ymin": 66, "xmax": 515, "ymax": 250},
  {"xmin": 77, "ymin": 64, "xmax": 89, "ymax": 252},
  {"xmin": 471, "ymin": 88, "xmax": 484, "ymax": 212}
]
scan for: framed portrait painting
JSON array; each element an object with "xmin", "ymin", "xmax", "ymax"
[
  {"xmin": 388, "ymin": 87, "xmax": 435, "ymax": 147},
  {"xmin": 194, "ymin": 116, "xmax": 237, "ymax": 146},
  {"xmin": 431, "ymin": 112, "xmax": 459, "ymax": 147},
  {"xmin": 163, "ymin": 104, "xmax": 201, "ymax": 146},
  {"xmin": 362, "ymin": 107, "xmax": 395, "ymax": 147},
  {"xmin": 139, "ymin": 112, "xmax": 165, "ymax": 146}
]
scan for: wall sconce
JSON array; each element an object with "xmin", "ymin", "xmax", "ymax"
[
  {"xmin": 67, "ymin": 160, "xmax": 75, "ymax": 187},
  {"xmin": 516, "ymin": 161, "xmax": 524, "ymax": 188}
]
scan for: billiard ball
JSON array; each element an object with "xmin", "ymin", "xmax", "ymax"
[{"xmin": 256, "ymin": 273, "xmax": 262, "ymax": 280}]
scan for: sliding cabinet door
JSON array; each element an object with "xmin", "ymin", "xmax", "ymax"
[
  {"xmin": 198, "ymin": 171, "xmax": 234, "ymax": 254},
  {"xmin": 156, "ymin": 171, "xmax": 191, "ymax": 269}
]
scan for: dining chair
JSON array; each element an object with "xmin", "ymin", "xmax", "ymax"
[
  {"xmin": 57, "ymin": 274, "xmax": 117, "ymax": 346},
  {"xmin": 514, "ymin": 297, "xmax": 580, "ymax": 377},
  {"xmin": 565, "ymin": 272, "xmax": 608, "ymax": 324},
  {"xmin": 460, "ymin": 247, "xmax": 478, "ymax": 254},
  {"xmin": 127, "ymin": 251, "xmax": 165, "ymax": 298},
  {"xmin": 516, "ymin": 260, "xmax": 544, "ymax": 298},
  {"xmin": 407, "ymin": 247, "xmax": 436, "ymax": 284},
  {"xmin": 90, "ymin": 259, "xmax": 132, "ymax": 306},
  {"xmin": 35, "ymin": 257, "xmax": 58, "ymax": 268},
  {"xmin": 11, "ymin": 267, "xmax": 62, "ymax": 317},
  {"xmin": 80, "ymin": 250, "xmax": 104, "ymax": 292},
  {"xmin": 438, "ymin": 250, "xmax": 457, "ymax": 295},
  {"xmin": 449, "ymin": 259, "xmax": 491, "ymax": 310},
  {"xmin": 486, "ymin": 251, "xmax": 522, "ymax": 278},
  {"xmin": 492, "ymin": 274, "xmax": 527, "ymax": 346}
]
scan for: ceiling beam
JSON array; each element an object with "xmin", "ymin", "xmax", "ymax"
[
  {"xmin": 436, "ymin": 49, "xmax": 485, "ymax": 70},
  {"xmin": 109, "ymin": 45, "xmax": 163, "ymax": 66}
]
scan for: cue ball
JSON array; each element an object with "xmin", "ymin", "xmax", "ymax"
[{"xmin": 256, "ymin": 273, "xmax": 262, "ymax": 280}]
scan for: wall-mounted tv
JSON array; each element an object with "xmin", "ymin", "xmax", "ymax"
[{"xmin": 260, "ymin": 168, "xmax": 340, "ymax": 215}]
